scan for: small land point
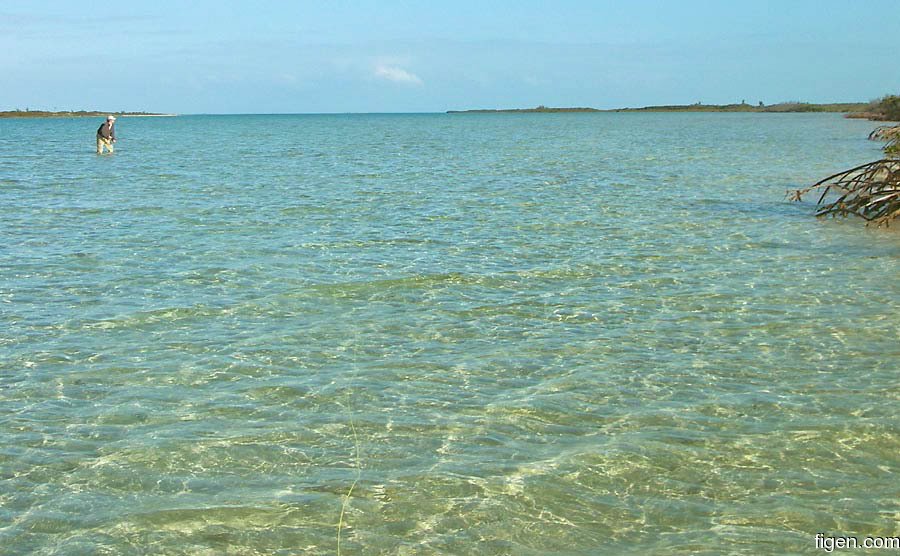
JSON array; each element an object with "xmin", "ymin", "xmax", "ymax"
[{"xmin": 0, "ymin": 110, "xmax": 175, "ymax": 119}]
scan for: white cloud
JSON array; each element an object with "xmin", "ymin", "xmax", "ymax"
[{"xmin": 374, "ymin": 64, "xmax": 423, "ymax": 85}]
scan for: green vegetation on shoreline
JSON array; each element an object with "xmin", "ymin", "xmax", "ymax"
[
  {"xmin": 609, "ymin": 101, "xmax": 869, "ymax": 113},
  {"xmin": 448, "ymin": 105, "xmax": 602, "ymax": 113},
  {"xmin": 448, "ymin": 101, "xmax": 872, "ymax": 114},
  {"xmin": 0, "ymin": 110, "xmax": 174, "ymax": 119},
  {"xmin": 847, "ymin": 95, "xmax": 900, "ymax": 121}
]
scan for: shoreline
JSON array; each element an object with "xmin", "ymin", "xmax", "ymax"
[
  {"xmin": 0, "ymin": 111, "xmax": 176, "ymax": 119},
  {"xmin": 448, "ymin": 102, "xmax": 870, "ymax": 114}
]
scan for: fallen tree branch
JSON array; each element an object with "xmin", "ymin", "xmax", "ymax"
[
  {"xmin": 868, "ymin": 125, "xmax": 900, "ymax": 141},
  {"xmin": 789, "ymin": 159, "xmax": 900, "ymax": 226}
]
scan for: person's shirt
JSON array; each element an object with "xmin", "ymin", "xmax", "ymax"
[{"xmin": 97, "ymin": 122, "xmax": 115, "ymax": 140}]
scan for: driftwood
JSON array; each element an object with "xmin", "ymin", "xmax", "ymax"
[
  {"xmin": 869, "ymin": 125, "xmax": 900, "ymax": 160},
  {"xmin": 790, "ymin": 160, "xmax": 900, "ymax": 226},
  {"xmin": 791, "ymin": 124, "xmax": 900, "ymax": 226},
  {"xmin": 869, "ymin": 124, "xmax": 900, "ymax": 141}
]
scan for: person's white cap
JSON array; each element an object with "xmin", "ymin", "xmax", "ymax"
[{"xmin": 107, "ymin": 115, "xmax": 116, "ymax": 121}]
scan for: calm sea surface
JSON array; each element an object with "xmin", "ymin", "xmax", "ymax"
[{"xmin": 1, "ymin": 113, "xmax": 898, "ymax": 555}]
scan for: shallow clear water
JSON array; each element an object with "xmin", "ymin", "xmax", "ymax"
[{"xmin": 1, "ymin": 112, "xmax": 898, "ymax": 555}]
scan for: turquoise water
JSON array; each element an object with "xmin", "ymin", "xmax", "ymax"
[{"xmin": 1, "ymin": 112, "xmax": 898, "ymax": 555}]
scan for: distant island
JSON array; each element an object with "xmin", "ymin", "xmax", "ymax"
[
  {"xmin": 448, "ymin": 106, "xmax": 603, "ymax": 113},
  {"xmin": 0, "ymin": 110, "xmax": 175, "ymax": 119},
  {"xmin": 448, "ymin": 102, "xmax": 871, "ymax": 115}
]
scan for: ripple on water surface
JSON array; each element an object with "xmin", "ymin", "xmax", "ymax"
[{"xmin": 1, "ymin": 113, "xmax": 899, "ymax": 554}]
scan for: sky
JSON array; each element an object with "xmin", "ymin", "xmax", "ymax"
[{"xmin": 2, "ymin": 0, "xmax": 899, "ymax": 114}]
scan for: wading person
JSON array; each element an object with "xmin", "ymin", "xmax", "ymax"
[{"xmin": 96, "ymin": 115, "xmax": 116, "ymax": 154}]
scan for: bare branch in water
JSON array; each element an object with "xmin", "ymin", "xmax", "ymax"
[
  {"xmin": 868, "ymin": 125, "xmax": 900, "ymax": 141},
  {"xmin": 789, "ymin": 160, "xmax": 900, "ymax": 226}
]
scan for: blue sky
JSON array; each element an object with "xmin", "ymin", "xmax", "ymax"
[{"xmin": 3, "ymin": 0, "xmax": 898, "ymax": 114}]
